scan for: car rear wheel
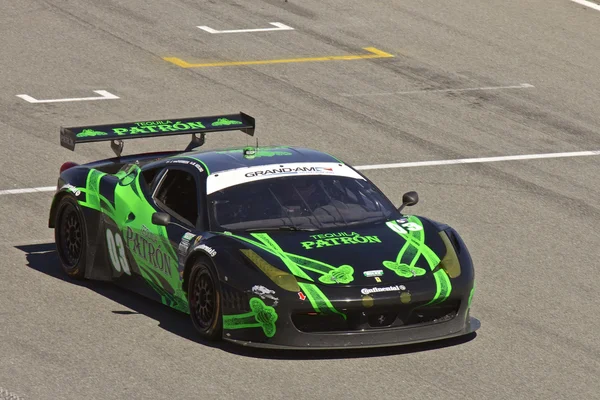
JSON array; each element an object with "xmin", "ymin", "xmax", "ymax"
[
  {"xmin": 55, "ymin": 196, "xmax": 86, "ymax": 279},
  {"xmin": 188, "ymin": 260, "xmax": 222, "ymax": 340}
]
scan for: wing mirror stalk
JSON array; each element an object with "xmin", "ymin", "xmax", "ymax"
[{"xmin": 398, "ymin": 191, "xmax": 419, "ymax": 213}]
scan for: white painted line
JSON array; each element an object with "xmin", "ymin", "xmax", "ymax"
[
  {"xmin": 570, "ymin": 0, "xmax": 600, "ymax": 11},
  {"xmin": 0, "ymin": 186, "xmax": 55, "ymax": 195},
  {"xmin": 354, "ymin": 150, "xmax": 600, "ymax": 170},
  {"xmin": 340, "ymin": 83, "xmax": 534, "ymax": 97},
  {"xmin": 2, "ymin": 150, "xmax": 600, "ymax": 196},
  {"xmin": 16, "ymin": 90, "xmax": 119, "ymax": 104},
  {"xmin": 197, "ymin": 22, "xmax": 294, "ymax": 34}
]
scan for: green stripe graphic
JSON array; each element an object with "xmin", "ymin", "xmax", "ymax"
[{"xmin": 385, "ymin": 217, "xmax": 452, "ymax": 304}]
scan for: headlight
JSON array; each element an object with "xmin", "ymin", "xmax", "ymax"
[
  {"xmin": 240, "ymin": 249, "xmax": 301, "ymax": 292},
  {"xmin": 438, "ymin": 231, "xmax": 461, "ymax": 278}
]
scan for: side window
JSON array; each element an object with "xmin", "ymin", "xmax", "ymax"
[
  {"xmin": 154, "ymin": 169, "xmax": 199, "ymax": 226},
  {"xmin": 141, "ymin": 168, "xmax": 161, "ymax": 189}
]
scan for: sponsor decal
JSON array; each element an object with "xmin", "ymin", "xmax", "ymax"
[
  {"xmin": 223, "ymin": 298, "xmax": 278, "ymax": 338},
  {"xmin": 193, "ymin": 235, "xmax": 203, "ymax": 246},
  {"xmin": 244, "ymin": 166, "xmax": 334, "ymax": 178},
  {"xmin": 183, "ymin": 232, "xmax": 196, "ymax": 240},
  {"xmin": 126, "ymin": 227, "xmax": 173, "ymax": 276},
  {"xmin": 211, "ymin": 118, "xmax": 242, "ymax": 126},
  {"xmin": 298, "ymin": 292, "xmax": 306, "ymax": 301},
  {"xmin": 111, "ymin": 120, "xmax": 206, "ymax": 135},
  {"xmin": 375, "ymin": 277, "xmax": 382, "ymax": 283},
  {"xmin": 178, "ymin": 232, "xmax": 196, "ymax": 256},
  {"xmin": 140, "ymin": 225, "xmax": 158, "ymax": 244},
  {"xmin": 363, "ymin": 269, "xmax": 384, "ymax": 277},
  {"xmin": 251, "ymin": 285, "xmax": 279, "ymax": 306},
  {"xmin": 166, "ymin": 159, "xmax": 204, "ymax": 173},
  {"xmin": 382, "ymin": 261, "xmax": 426, "ymax": 278},
  {"xmin": 61, "ymin": 183, "xmax": 81, "ymax": 196},
  {"xmin": 301, "ymin": 232, "xmax": 381, "ymax": 250},
  {"xmin": 361, "ymin": 285, "xmax": 406, "ymax": 295},
  {"xmin": 195, "ymin": 244, "xmax": 217, "ymax": 257},
  {"xmin": 76, "ymin": 128, "xmax": 108, "ymax": 137},
  {"xmin": 320, "ymin": 265, "xmax": 353, "ymax": 284}
]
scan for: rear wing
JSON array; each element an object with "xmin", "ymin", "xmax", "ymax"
[{"xmin": 60, "ymin": 112, "xmax": 255, "ymax": 156}]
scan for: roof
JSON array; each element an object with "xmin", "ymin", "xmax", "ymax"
[{"xmin": 171, "ymin": 146, "xmax": 343, "ymax": 175}]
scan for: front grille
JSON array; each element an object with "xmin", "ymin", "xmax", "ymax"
[
  {"xmin": 291, "ymin": 313, "xmax": 349, "ymax": 332},
  {"xmin": 404, "ymin": 301, "xmax": 460, "ymax": 325},
  {"xmin": 292, "ymin": 301, "xmax": 461, "ymax": 333}
]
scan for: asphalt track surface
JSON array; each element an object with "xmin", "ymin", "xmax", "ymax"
[{"xmin": 1, "ymin": 1, "xmax": 599, "ymax": 399}]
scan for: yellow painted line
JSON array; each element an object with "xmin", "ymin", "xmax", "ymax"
[{"xmin": 163, "ymin": 47, "xmax": 394, "ymax": 68}]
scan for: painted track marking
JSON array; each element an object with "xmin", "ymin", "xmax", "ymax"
[
  {"xmin": 2, "ymin": 150, "xmax": 599, "ymax": 196},
  {"xmin": 163, "ymin": 47, "xmax": 393, "ymax": 68},
  {"xmin": 198, "ymin": 22, "xmax": 294, "ymax": 34},
  {"xmin": 354, "ymin": 150, "xmax": 600, "ymax": 170},
  {"xmin": 570, "ymin": 0, "xmax": 600, "ymax": 11},
  {"xmin": 0, "ymin": 186, "xmax": 56, "ymax": 195},
  {"xmin": 16, "ymin": 90, "xmax": 119, "ymax": 104},
  {"xmin": 340, "ymin": 83, "xmax": 534, "ymax": 97}
]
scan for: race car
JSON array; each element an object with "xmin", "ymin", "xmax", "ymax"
[{"xmin": 49, "ymin": 112, "xmax": 479, "ymax": 349}]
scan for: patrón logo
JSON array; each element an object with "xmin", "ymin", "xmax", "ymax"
[{"xmin": 382, "ymin": 261, "xmax": 426, "ymax": 278}]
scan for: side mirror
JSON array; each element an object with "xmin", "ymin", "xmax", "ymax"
[
  {"xmin": 398, "ymin": 191, "xmax": 419, "ymax": 213},
  {"xmin": 152, "ymin": 212, "xmax": 171, "ymax": 226}
]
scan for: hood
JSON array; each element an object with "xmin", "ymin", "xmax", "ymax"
[{"xmin": 223, "ymin": 216, "xmax": 448, "ymax": 287}]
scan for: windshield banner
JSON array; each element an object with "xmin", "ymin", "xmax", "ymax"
[{"xmin": 206, "ymin": 162, "xmax": 365, "ymax": 194}]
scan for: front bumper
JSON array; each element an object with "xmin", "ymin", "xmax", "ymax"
[
  {"xmin": 222, "ymin": 291, "xmax": 479, "ymax": 350},
  {"xmin": 225, "ymin": 316, "xmax": 479, "ymax": 350}
]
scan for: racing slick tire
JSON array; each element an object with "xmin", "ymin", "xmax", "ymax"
[
  {"xmin": 54, "ymin": 195, "xmax": 87, "ymax": 279},
  {"xmin": 188, "ymin": 259, "xmax": 223, "ymax": 341}
]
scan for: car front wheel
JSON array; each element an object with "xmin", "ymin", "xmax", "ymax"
[{"xmin": 188, "ymin": 259, "xmax": 223, "ymax": 340}]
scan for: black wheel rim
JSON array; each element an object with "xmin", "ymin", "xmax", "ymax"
[
  {"xmin": 191, "ymin": 269, "xmax": 216, "ymax": 330},
  {"xmin": 58, "ymin": 203, "xmax": 83, "ymax": 267}
]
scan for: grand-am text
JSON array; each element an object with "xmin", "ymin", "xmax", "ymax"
[{"xmin": 245, "ymin": 166, "xmax": 333, "ymax": 178}]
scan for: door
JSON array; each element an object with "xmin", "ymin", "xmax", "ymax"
[{"xmin": 112, "ymin": 164, "xmax": 201, "ymax": 311}]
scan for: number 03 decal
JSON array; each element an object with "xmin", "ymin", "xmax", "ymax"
[
  {"xmin": 389, "ymin": 222, "xmax": 423, "ymax": 235},
  {"xmin": 106, "ymin": 229, "xmax": 131, "ymax": 275}
]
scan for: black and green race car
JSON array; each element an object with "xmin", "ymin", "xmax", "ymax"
[{"xmin": 49, "ymin": 112, "xmax": 479, "ymax": 349}]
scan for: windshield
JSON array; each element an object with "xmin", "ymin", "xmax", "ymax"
[{"xmin": 208, "ymin": 175, "xmax": 401, "ymax": 231}]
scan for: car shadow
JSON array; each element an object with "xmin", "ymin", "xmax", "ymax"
[{"xmin": 16, "ymin": 243, "xmax": 477, "ymax": 360}]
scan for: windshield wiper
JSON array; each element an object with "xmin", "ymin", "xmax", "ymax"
[{"xmin": 243, "ymin": 226, "xmax": 319, "ymax": 232}]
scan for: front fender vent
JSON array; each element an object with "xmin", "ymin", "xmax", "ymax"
[{"xmin": 221, "ymin": 284, "xmax": 250, "ymax": 312}]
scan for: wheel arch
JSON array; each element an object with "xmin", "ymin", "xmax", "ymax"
[
  {"xmin": 182, "ymin": 250, "xmax": 219, "ymax": 294},
  {"xmin": 49, "ymin": 190, "xmax": 71, "ymax": 228}
]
